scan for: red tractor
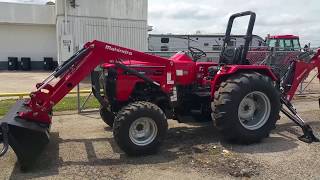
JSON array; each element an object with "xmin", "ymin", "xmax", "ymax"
[
  {"xmin": 1, "ymin": 11, "xmax": 319, "ymax": 170},
  {"xmin": 266, "ymin": 34, "xmax": 301, "ymax": 51}
]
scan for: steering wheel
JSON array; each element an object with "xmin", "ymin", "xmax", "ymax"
[{"xmin": 188, "ymin": 47, "xmax": 207, "ymax": 62}]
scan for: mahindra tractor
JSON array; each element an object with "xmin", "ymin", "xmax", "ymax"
[{"xmin": 1, "ymin": 11, "xmax": 320, "ymax": 170}]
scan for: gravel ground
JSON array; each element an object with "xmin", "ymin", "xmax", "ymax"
[{"xmin": 0, "ymin": 98, "xmax": 320, "ymax": 179}]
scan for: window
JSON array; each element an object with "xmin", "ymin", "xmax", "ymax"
[
  {"xmin": 161, "ymin": 38, "xmax": 169, "ymax": 43},
  {"xmin": 284, "ymin": 39, "xmax": 293, "ymax": 50},
  {"xmin": 292, "ymin": 39, "xmax": 301, "ymax": 50},
  {"xmin": 160, "ymin": 46, "xmax": 169, "ymax": 51},
  {"xmin": 278, "ymin": 40, "xmax": 285, "ymax": 50},
  {"xmin": 212, "ymin": 45, "xmax": 221, "ymax": 50},
  {"xmin": 268, "ymin": 39, "xmax": 277, "ymax": 47},
  {"xmin": 204, "ymin": 43, "xmax": 209, "ymax": 46}
]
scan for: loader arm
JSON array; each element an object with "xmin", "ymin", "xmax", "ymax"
[{"xmin": 20, "ymin": 40, "xmax": 176, "ymax": 124}]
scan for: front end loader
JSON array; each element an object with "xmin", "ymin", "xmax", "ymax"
[
  {"xmin": 0, "ymin": 11, "xmax": 319, "ymax": 171},
  {"xmin": 0, "ymin": 41, "xmax": 177, "ymax": 170}
]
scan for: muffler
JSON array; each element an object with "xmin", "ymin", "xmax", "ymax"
[{"xmin": 0, "ymin": 99, "xmax": 50, "ymax": 170}]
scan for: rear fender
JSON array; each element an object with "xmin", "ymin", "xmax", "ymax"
[{"xmin": 210, "ymin": 65, "xmax": 278, "ymax": 98}]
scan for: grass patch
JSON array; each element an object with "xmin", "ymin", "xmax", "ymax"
[
  {"xmin": 0, "ymin": 99, "xmax": 17, "ymax": 117},
  {"xmin": 0, "ymin": 96, "xmax": 100, "ymax": 117}
]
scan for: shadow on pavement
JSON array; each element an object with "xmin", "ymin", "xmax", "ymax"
[
  {"xmin": 8, "ymin": 122, "xmax": 220, "ymax": 178},
  {"xmin": 9, "ymin": 120, "xmax": 320, "ymax": 178},
  {"xmin": 224, "ymin": 121, "xmax": 320, "ymax": 154},
  {"xmin": 9, "ymin": 132, "xmax": 61, "ymax": 179}
]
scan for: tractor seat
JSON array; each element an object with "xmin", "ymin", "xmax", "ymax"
[{"xmin": 219, "ymin": 47, "xmax": 242, "ymax": 64}]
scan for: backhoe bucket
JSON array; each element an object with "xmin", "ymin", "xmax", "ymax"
[{"xmin": 0, "ymin": 99, "xmax": 50, "ymax": 170}]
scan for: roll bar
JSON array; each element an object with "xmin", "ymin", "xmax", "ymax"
[{"xmin": 221, "ymin": 11, "xmax": 256, "ymax": 64}]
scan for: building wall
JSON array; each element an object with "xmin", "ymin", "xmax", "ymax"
[
  {"xmin": 0, "ymin": 24, "xmax": 57, "ymax": 70},
  {"xmin": 0, "ymin": 2, "xmax": 56, "ymax": 70},
  {"xmin": 56, "ymin": 16, "xmax": 148, "ymax": 52},
  {"xmin": 55, "ymin": 0, "xmax": 147, "ymax": 20},
  {"xmin": 0, "ymin": 2, "xmax": 55, "ymax": 25},
  {"xmin": 56, "ymin": 0, "xmax": 148, "ymax": 63},
  {"xmin": 0, "ymin": 0, "xmax": 148, "ymax": 69}
]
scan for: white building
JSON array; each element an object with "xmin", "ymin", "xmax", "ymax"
[
  {"xmin": 0, "ymin": 0, "xmax": 148, "ymax": 70},
  {"xmin": 0, "ymin": 2, "xmax": 56, "ymax": 70}
]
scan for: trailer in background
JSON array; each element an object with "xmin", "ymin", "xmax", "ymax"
[{"xmin": 148, "ymin": 34, "xmax": 266, "ymax": 52}]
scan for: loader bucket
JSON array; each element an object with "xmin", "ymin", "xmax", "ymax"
[{"xmin": 0, "ymin": 99, "xmax": 50, "ymax": 170}]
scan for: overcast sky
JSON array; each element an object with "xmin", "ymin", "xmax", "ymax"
[{"xmin": 1, "ymin": 0, "xmax": 320, "ymax": 46}]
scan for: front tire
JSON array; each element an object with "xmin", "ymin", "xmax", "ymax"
[
  {"xmin": 113, "ymin": 101, "xmax": 168, "ymax": 155},
  {"xmin": 212, "ymin": 73, "xmax": 280, "ymax": 144}
]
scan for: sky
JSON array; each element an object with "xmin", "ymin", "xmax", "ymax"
[{"xmin": 1, "ymin": 0, "xmax": 320, "ymax": 46}]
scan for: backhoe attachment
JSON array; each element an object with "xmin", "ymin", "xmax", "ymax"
[
  {"xmin": 277, "ymin": 49, "xmax": 320, "ymax": 143},
  {"xmin": 281, "ymin": 97, "xmax": 319, "ymax": 143}
]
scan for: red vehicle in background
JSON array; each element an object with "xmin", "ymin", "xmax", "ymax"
[
  {"xmin": 247, "ymin": 34, "xmax": 304, "ymax": 66},
  {"xmin": 265, "ymin": 34, "xmax": 301, "ymax": 51}
]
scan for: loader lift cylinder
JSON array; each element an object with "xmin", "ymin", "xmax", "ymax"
[
  {"xmin": 36, "ymin": 47, "xmax": 88, "ymax": 90},
  {"xmin": 53, "ymin": 48, "xmax": 88, "ymax": 78}
]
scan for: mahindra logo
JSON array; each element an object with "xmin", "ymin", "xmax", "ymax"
[{"xmin": 105, "ymin": 45, "xmax": 133, "ymax": 56}]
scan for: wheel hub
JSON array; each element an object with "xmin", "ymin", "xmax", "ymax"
[
  {"xmin": 239, "ymin": 97, "xmax": 256, "ymax": 119},
  {"xmin": 136, "ymin": 124, "xmax": 144, "ymax": 131},
  {"xmin": 129, "ymin": 117, "xmax": 158, "ymax": 146},
  {"xmin": 238, "ymin": 91, "xmax": 271, "ymax": 130}
]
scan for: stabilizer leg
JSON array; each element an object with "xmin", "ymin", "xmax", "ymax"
[{"xmin": 281, "ymin": 97, "xmax": 319, "ymax": 143}]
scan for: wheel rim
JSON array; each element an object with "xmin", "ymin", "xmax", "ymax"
[
  {"xmin": 129, "ymin": 117, "xmax": 158, "ymax": 146},
  {"xmin": 238, "ymin": 91, "xmax": 271, "ymax": 130}
]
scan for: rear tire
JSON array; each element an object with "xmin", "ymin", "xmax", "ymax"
[
  {"xmin": 113, "ymin": 101, "xmax": 168, "ymax": 155},
  {"xmin": 99, "ymin": 106, "xmax": 115, "ymax": 127},
  {"xmin": 212, "ymin": 73, "xmax": 280, "ymax": 144}
]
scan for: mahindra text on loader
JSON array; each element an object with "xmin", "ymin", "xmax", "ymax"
[{"xmin": 1, "ymin": 11, "xmax": 320, "ymax": 170}]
